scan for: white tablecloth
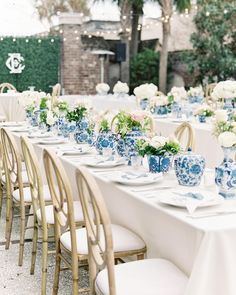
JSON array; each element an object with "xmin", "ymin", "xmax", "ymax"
[
  {"xmin": 0, "ymin": 93, "xmax": 25, "ymax": 121},
  {"xmin": 154, "ymin": 118, "xmax": 223, "ymax": 169},
  {"xmin": 60, "ymin": 94, "xmax": 137, "ymax": 112},
  {"xmin": 9, "ymin": 127, "xmax": 236, "ymax": 295}
]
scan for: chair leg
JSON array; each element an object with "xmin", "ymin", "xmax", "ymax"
[
  {"xmin": 72, "ymin": 260, "xmax": 79, "ymax": 295},
  {"xmin": 30, "ymin": 217, "xmax": 38, "ymax": 275},
  {"xmin": 5, "ymin": 204, "xmax": 13, "ymax": 250},
  {"xmin": 0, "ymin": 182, "xmax": 3, "ymax": 217},
  {"xmin": 18, "ymin": 206, "xmax": 26, "ymax": 266},
  {"xmin": 53, "ymin": 242, "xmax": 61, "ymax": 295},
  {"xmin": 41, "ymin": 239, "xmax": 48, "ymax": 295}
]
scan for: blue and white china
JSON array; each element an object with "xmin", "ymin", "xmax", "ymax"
[
  {"xmin": 198, "ymin": 115, "xmax": 206, "ymax": 123},
  {"xmin": 223, "ymin": 98, "xmax": 234, "ymax": 111},
  {"xmin": 174, "ymin": 149, "xmax": 205, "ymax": 186},
  {"xmin": 116, "ymin": 136, "xmax": 126, "ymax": 157},
  {"xmin": 171, "ymin": 102, "xmax": 182, "ymax": 118},
  {"xmin": 148, "ymin": 155, "xmax": 171, "ymax": 173},
  {"xmin": 215, "ymin": 147, "xmax": 236, "ymax": 199},
  {"xmin": 95, "ymin": 131, "xmax": 116, "ymax": 154},
  {"xmin": 151, "ymin": 105, "xmax": 169, "ymax": 115},
  {"xmin": 124, "ymin": 128, "xmax": 143, "ymax": 165},
  {"xmin": 60, "ymin": 121, "xmax": 76, "ymax": 138},
  {"xmin": 188, "ymin": 95, "xmax": 203, "ymax": 104},
  {"xmin": 74, "ymin": 117, "xmax": 93, "ymax": 144},
  {"xmin": 140, "ymin": 98, "xmax": 149, "ymax": 110}
]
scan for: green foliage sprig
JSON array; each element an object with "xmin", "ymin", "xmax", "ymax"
[{"xmin": 66, "ymin": 106, "xmax": 87, "ymax": 122}]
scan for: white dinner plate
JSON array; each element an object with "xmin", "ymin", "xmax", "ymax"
[
  {"xmin": 83, "ymin": 157, "xmax": 126, "ymax": 168},
  {"xmin": 37, "ymin": 138, "xmax": 67, "ymax": 145},
  {"xmin": 28, "ymin": 132, "xmax": 53, "ymax": 139},
  {"xmin": 171, "ymin": 118, "xmax": 190, "ymax": 123},
  {"xmin": 10, "ymin": 126, "xmax": 34, "ymax": 132},
  {"xmin": 56, "ymin": 146, "xmax": 92, "ymax": 156},
  {"xmin": 0, "ymin": 122, "xmax": 25, "ymax": 127},
  {"xmin": 110, "ymin": 171, "xmax": 163, "ymax": 186},
  {"xmin": 158, "ymin": 189, "xmax": 224, "ymax": 209}
]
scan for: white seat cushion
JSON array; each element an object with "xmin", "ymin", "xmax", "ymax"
[
  {"xmin": 36, "ymin": 201, "xmax": 84, "ymax": 225},
  {"xmin": 60, "ymin": 224, "xmax": 145, "ymax": 255},
  {"xmin": 13, "ymin": 184, "xmax": 51, "ymax": 203},
  {"xmin": 95, "ymin": 259, "xmax": 188, "ymax": 295}
]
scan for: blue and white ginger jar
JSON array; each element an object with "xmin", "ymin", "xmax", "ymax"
[
  {"xmin": 140, "ymin": 99, "xmax": 149, "ymax": 110},
  {"xmin": 95, "ymin": 131, "xmax": 117, "ymax": 154},
  {"xmin": 151, "ymin": 105, "xmax": 169, "ymax": 115},
  {"xmin": 74, "ymin": 117, "xmax": 93, "ymax": 144},
  {"xmin": 148, "ymin": 155, "xmax": 171, "ymax": 173},
  {"xmin": 188, "ymin": 96, "xmax": 203, "ymax": 104},
  {"xmin": 215, "ymin": 147, "xmax": 236, "ymax": 199},
  {"xmin": 174, "ymin": 149, "xmax": 205, "ymax": 186}
]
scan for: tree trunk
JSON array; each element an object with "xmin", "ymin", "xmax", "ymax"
[
  {"xmin": 119, "ymin": 0, "xmax": 132, "ymax": 84},
  {"xmin": 159, "ymin": 0, "xmax": 172, "ymax": 93},
  {"xmin": 159, "ymin": 20, "xmax": 170, "ymax": 93},
  {"xmin": 130, "ymin": 5, "xmax": 142, "ymax": 57}
]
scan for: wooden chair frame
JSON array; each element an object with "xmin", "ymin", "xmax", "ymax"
[
  {"xmin": 43, "ymin": 149, "xmax": 87, "ymax": 295},
  {"xmin": 0, "ymin": 82, "xmax": 16, "ymax": 93},
  {"xmin": 174, "ymin": 122, "xmax": 196, "ymax": 152},
  {"xmin": 21, "ymin": 136, "xmax": 54, "ymax": 295},
  {"xmin": 0, "ymin": 128, "xmax": 31, "ymax": 266},
  {"xmin": 52, "ymin": 83, "xmax": 61, "ymax": 98},
  {"xmin": 76, "ymin": 166, "xmax": 117, "ymax": 295}
]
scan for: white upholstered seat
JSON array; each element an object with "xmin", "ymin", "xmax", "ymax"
[
  {"xmin": 36, "ymin": 201, "xmax": 84, "ymax": 225},
  {"xmin": 13, "ymin": 184, "xmax": 51, "ymax": 203},
  {"xmin": 60, "ymin": 224, "xmax": 146, "ymax": 255},
  {"xmin": 95, "ymin": 259, "xmax": 188, "ymax": 295}
]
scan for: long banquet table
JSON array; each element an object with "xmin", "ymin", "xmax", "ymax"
[
  {"xmin": 8, "ymin": 124, "xmax": 236, "ymax": 295},
  {"xmin": 0, "ymin": 93, "xmax": 26, "ymax": 121}
]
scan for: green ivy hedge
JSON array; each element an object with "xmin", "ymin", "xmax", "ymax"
[{"xmin": 0, "ymin": 36, "xmax": 60, "ymax": 93}]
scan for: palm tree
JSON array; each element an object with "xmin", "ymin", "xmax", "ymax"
[
  {"xmin": 157, "ymin": 0, "xmax": 191, "ymax": 93},
  {"xmin": 35, "ymin": 0, "xmax": 90, "ymax": 24}
]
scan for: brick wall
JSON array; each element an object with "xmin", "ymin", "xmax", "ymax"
[{"xmin": 59, "ymin": 20, "xmax": 109, "ymax": 95}]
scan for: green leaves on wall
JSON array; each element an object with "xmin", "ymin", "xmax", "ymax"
[{"xmin": 0, "ymin": 36, "xmax": 60, "ymax": 93}]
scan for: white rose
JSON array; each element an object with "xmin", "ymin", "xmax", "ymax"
[
  {"xmin": 134, "ymin": 83, "xmax": 158, "ymax": 100},
  {"xmin": 46, "ymin": 111, "xmax": 56, "ymax": 126},
  {"xmin": 113, "ymin": 81, "xmax": 129, "ymax": 94},
  {"xmin": 96, "ymin": 83, "xmax": 110, "ymax": 94},
  {"xmin": 150, "ymin": 136, "xmax": 167, "ymax": 148},
  {"xmin": 218, "ymin": 131, "xmax": 236, "ymax": 148},
  {"xmin": 215, "ymin": 110, "xmax": 228, "ymax": 122}
]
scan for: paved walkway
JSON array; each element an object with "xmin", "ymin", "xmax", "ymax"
[{"xmin": 0, "ymin": 201, "xmax": 89, "ymax": 295}]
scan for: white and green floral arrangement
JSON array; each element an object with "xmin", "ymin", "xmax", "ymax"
[
  {"xmin": 18, "ymin": 90, "xmax": 47, "ymax": 113},
  {"xmin": 39, "ymin": 96, "xmax": 58, "ymax": 127},
  {"xmin": 211, "ymin": 80, "xmax": 236, "ymax": 102},
  {"xmin": 96, "ymin": 83, "xmax": 110, "ymax": 95},
  {"xmin": 133, "ymin": 83, "xmax": 158, "ymax": 102},
  {"xmin": 168, "ymin": 86, "xmax": 188, "ymax": 104},
  {"xmin": 113, "ymin": 110, "xmax": 153, "ymax": 138},
  {"xmin": 212, "ymin": 110, "xmax": 236, "ymax": 148},
  {"xmin": 113, "ymin": 81, "xmax": 129, "ymax": 95},
  {"xmin": 136, "ymin": 135, "xmax": 181, "ymax": 157},
  {"xmin": 52, "ymin": 97, "xmax": 69, "ymax": 115},
  {"xmin": 193, "ymin": 104, "xmax": 215, "ymax": 117},
  {"xmin": 188, "ymin": 85, "xmax": 204, "ymax": 97}
]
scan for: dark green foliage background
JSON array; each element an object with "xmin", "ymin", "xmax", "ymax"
[{"xmin": 0, "ymin": 36, "xmax": 60, "ymax": 93}]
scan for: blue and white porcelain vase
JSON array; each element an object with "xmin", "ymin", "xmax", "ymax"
[
  {"xmin": 174, "ymin": 149, "xmax": 205, "ymax": 186},
  {"xmin": 74, "ymin": 117, "xmax": 93, "ymax": 144},
  {"xmin": 215, "ymin": 147, "xmax": 236, "ymax": 199},
  {"xmin": 152, "ymin": 105, "xmax": 169, "ymax": 116},
  {"xmin": 124, "ymin": 127, "xmax": 143, "ymax": 165},
  {"xmin": 148, "ymin": 155, "xmax": 171, "ymax": 173},
  {"xmin": 171, "ymin": 102, "xmax": 182, "ymax": 118},
  {"xmin": 188, "ymin": 96, "xmax": 203, "ymax": 104},
  {"xmin": 198, "ymin": 115, "xmax": 206, "ymax": 123},
  {"xmin": 95, "ymin": 130, "xmax": 116, "ymax": 154},
  {"xmin": 223, "ymin": 98, "xmax": 234, "ymax": 111},
  {"xmin": 140, "ymin": 98, "xmax": 149, "ymax": 110}
]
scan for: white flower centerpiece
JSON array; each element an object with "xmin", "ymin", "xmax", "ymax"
[
  {"xmin": 149, "ymin": 94, "xmax": 171, "ymax": 115},
  {"xmin": 168, "ymin": 86, "xmax": 188, "ymax": 117},
  {"xmin": 136, "ymin": 135, "xmax": 181, "ymax": 173},
  {"xmin": 113, "ymin": 81, "xmax": 129, "ymax": 97},
  {"xmin": 213, "ymin": 113, "xmax": 236, "ymax": 198},
  {"xmin": 96, "ymin": 83, "xmax": 110, "ymax": 95},
  {"xmin": 211, "ymin": 80, "xmax": 236, "ymax": 110},
  {"xmin": 133, "ymin": 83, "xmax": 158, "ymax": 110},
  {"xmin": 187, "ymin": 85, "xmax": 204, "ymax": 104},
  {"xmin": 193, "ymin": 104, "xmax": 215, "ymax": 123},
  {"xmin": 38, "ymin": 96, "xmax": 58, "ymax": 130}
]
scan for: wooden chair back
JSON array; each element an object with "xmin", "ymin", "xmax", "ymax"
[
  {"xmin": 174, "ymin": 122, "xmax": 196, "ymax": 152},
  {"xmin": 205, "ymin": 83, "xmax": 217, "ymax": 106},
  {"xmin": 0, "ymin": 128, "xmax": 24, "ymax": 196},
  {"xmin": 20, "ymin": 136, "xmax": 47, "ymax": 230},
  {"xmin": 0, "ymin": 83, "xmax": 16, "ymax": 93},
  {"xmin": 76, "ymin": 166, "xmax": 116, "ymax": 294},
  {"xmin": 52, "ymin": 83, "xmax": 61, "ymax": 98},
  {"xmin": 43, "ymin": 149, "xmax": 77, "ymax": 251}
]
